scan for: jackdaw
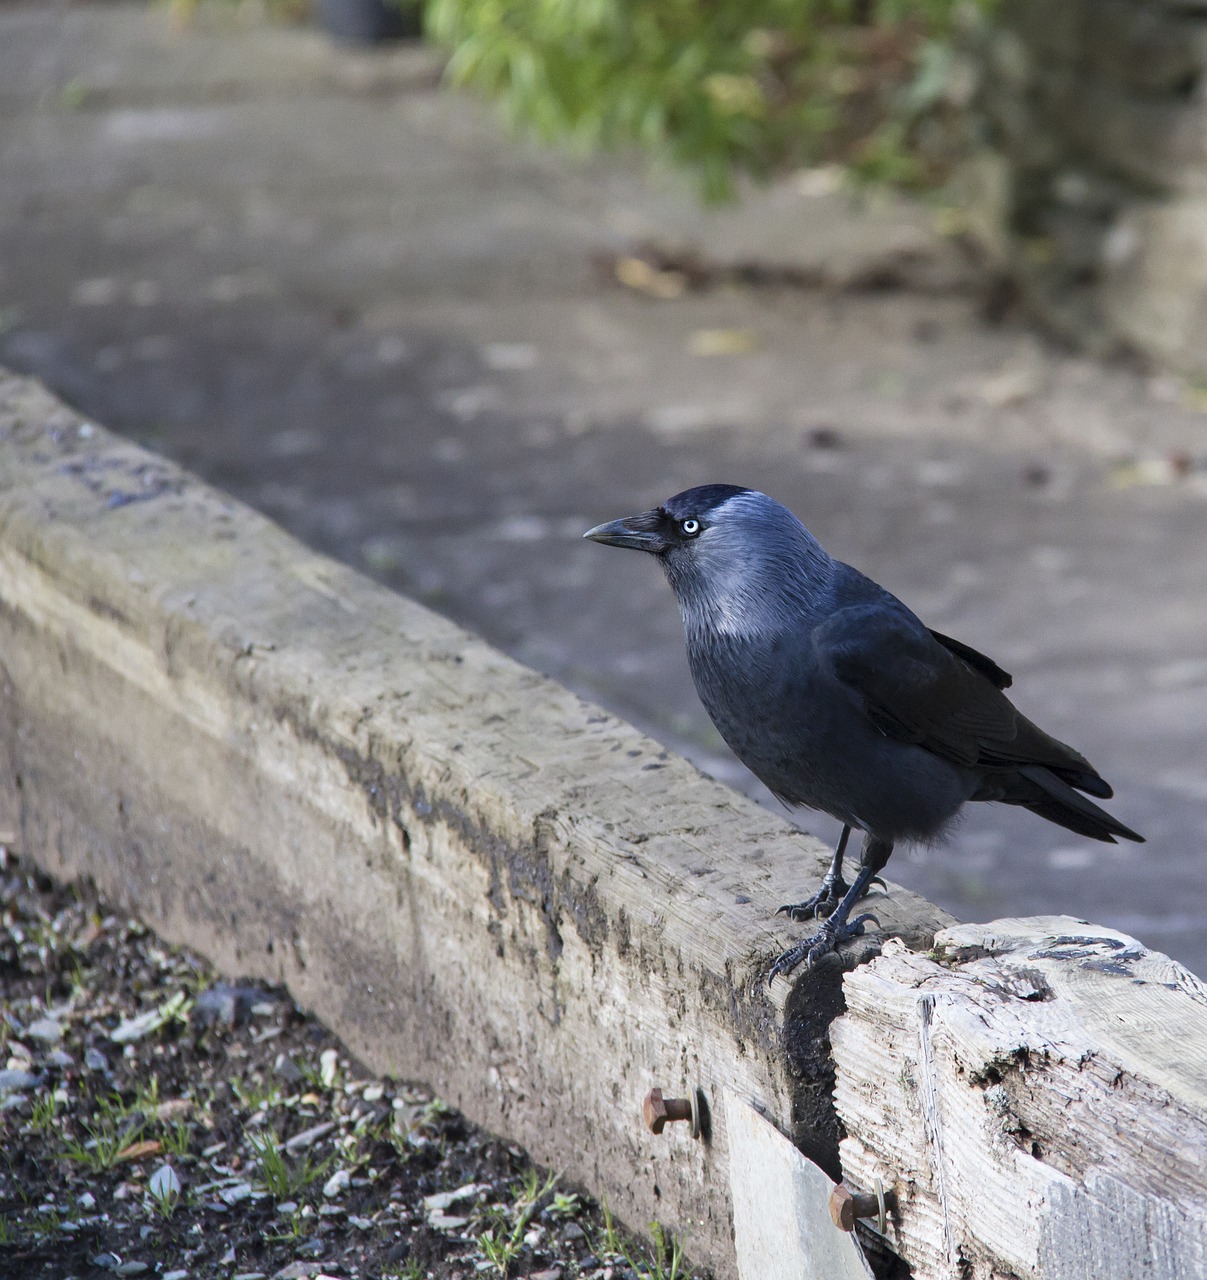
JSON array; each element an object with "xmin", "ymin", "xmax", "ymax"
[{"xmin": 584, "ymin": 484, "xmax": 1143, "ymax": 980}]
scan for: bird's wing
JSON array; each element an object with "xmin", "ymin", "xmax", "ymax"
[
  {"xmin": 928, "ymin": 629, "xmax": 1012, "ymax": 690},
  {"xmin": 817, "ymin": 602, "xmax": 1096, "ymax": 778}
]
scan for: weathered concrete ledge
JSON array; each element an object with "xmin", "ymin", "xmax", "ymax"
[{"xmin": 0, "ymin": 370, "xmax": 950, "ymax": 1278}]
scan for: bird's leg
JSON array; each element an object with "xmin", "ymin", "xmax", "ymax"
[
  {"xmin": 777, "ymin": 825, "xmax": 852, "ymax": 921},
  {"xmin": 768, "ymin": 836, "xmax": 892, "ymax": 983}
]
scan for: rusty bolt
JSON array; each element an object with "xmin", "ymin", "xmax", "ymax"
[
  {"xmin": 829, "ymin": 1181, "xmax": 896, "ymax": 1232},
  {"xmin": 642, "ymin": 1088, "xmax": 694, "ymax": 1135}
]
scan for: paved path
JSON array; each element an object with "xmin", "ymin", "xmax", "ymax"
[{"xmin": 2, "ymin": 2, "xmax": 1206, "ymax": 970}]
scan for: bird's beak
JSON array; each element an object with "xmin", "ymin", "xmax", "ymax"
[{"xmin": 582, "ymin": 510, "xmax": 665, "ymax": 553}]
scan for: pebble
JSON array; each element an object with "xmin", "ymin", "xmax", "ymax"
[
  {"xmin": 276, "ymin": 1201, "xmax": 299, "ymax": 1215},
  {"xmin": 562, "ymin": 1222, "xmax": 585, "ymax": 1240},
  {"xmin": 85, "ymin": 1047, "xmax": 110, "ymax": 1073},
  {"xmin": 91, "ymin": 1256, "xmax": 121, "ymax": 1271},
  {"xmin": 0, "ymin": 1068, "xmax": 41, "ymax": 1092},
  {"xmin": 321, "ymin": 1168, "xmax": 350, "ymax": 1198},
  {"xmin": 319, "ymin": 1047, "xmax": 338, "ymax": 1087},
  {"xmin": 422, "ymin": 1182, "xmax": 487, "ymax": 1212},
  {"xmin": 25, "ymin": 1018, "xmax": 63, "ymax": 1043},
  {"xmin": 46, "ymin": 1049, "xmax": 73, "ymax": 1068},
  {"xmin": 116, "ymin": 1264, "xmax": 149, "ymax": 1277},
  {"xmin": 273, "ymin": 1053, "xmax": 303, "ymax": 1083},
  {"xmin": 530, "ymin": 1270, "xmax": 563, "ymax": 1280},
  {"xmin": 190, "ymin": 982, "xmax": 273, "ymax": 1029},
  {"xmin": 78, "ymin": 1192, "xmax": 97, "ymax": 1210},
  {"xmin": 149, "ymin": 1164, "xmax": 182, "ymax": 1201},
  {"xmin": 219, "ymin": 1182, "xmax": 254, "ymax": 1205},
  {"xmin": 163, "ymin": 1272, "xmax": 190, "ymax": 1280}
]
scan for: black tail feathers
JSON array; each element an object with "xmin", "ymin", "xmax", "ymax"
[{"xmin": 1015, "ymin": 765, "xmax": 1144, "ymax": 844}]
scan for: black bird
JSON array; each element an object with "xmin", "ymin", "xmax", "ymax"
[{"xmin": 584, "ymin": 484, "xmax": 1143, "ymax": 980}]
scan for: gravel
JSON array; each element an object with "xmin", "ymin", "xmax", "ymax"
[{"xmin": 0, "ymin": 848, "xmax": 703, "ymax": 1279}]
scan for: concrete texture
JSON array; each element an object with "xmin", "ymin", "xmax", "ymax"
[
  {"xmin": 0, "ymin": 4, "xmax": 1205, "ymax": 971},
  {"xmin": 0, "ymin": 371, "xmax": 954, "ymax": 1277}
]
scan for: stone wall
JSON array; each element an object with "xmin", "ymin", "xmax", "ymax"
[{"xmin": 963, "ymin": 0, "xmax": 1207, "ymax": 375}]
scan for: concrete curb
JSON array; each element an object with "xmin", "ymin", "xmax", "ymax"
[{"xmin": 0, "ymin": 369, "xmax": 951, "ymax": 1276}]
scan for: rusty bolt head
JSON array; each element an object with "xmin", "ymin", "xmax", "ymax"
[
  {"xmin": 829, "ymin": 1180, "xmax": 896, "ymax": 1232},
  {"xmin": 642, "ymin": 1088, "xmax": 693, "ymax": 1135}
]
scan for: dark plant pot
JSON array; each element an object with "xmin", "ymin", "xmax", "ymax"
[{"xmin": 316, "ymin": 0, "xmax": 421, "ymax": 43}]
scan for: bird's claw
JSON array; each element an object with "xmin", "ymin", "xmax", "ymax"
[
  {"xmin": 767, "ymin": 912, "xmax": 881, "ymax": 985},
  {"xmin": 776, "ymin": 877, "xmax": 850, "ymax": 922}
]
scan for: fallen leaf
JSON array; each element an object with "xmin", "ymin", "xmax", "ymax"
[
  {"xmin": 117, "ymin": 1139, "xmax": 163, "ymax": 1163},
  {"xmin": 688, "ymin": 328, "xmax": 758, "ymax": 357},
  {"xmin": 614, "ymin": 256, "xmax": 686, "ymax": 299}
]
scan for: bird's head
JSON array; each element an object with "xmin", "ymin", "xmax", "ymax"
[{"xmin": 584, "ymin": 485, "xmax": 832, "ymax": 633}]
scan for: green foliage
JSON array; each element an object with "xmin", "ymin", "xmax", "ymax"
[
  {"xmin": 425, "ymin": 0, "xmax": 992, "ymax": 199},
  {"xmin": 247, "ymin": 1130, "xmax": 336, "ymax": 1200}
]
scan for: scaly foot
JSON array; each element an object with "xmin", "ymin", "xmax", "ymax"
[
  {"xmin": 767, "ymin": 911, "xmax": 880, "ymax": 984},
  {"xmin": 776, "ymin": 875, "xmax": 850, "ymax": 922}
]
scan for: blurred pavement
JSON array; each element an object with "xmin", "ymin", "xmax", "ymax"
[{"xmin": 2, "ymin": 3, "xmax": 1206, "ymax": 970}]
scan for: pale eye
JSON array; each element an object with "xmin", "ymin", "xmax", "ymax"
[{"xmin": 679, "ymin": 518, "xmax": 701, "ymax": 537}]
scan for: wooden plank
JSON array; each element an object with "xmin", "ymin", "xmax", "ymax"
[
  {"xmin": 725, "ymin": 1091, "xmax": 873, "ymax": 1280},
  {"xmin": 0, "ymin": 369, "xmax": 952, "ymax": 1278},
  {"xmin": 831, "ymin": 916, "xmax": 1207, "ymax": 1280}
]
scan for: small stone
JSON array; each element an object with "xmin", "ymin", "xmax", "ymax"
[
  {"xmin": 92, "ymin": 1254, "xmax": 121, "ymax": 1271},
  {"xmin": 0, "ymin": 1068, "xmax": 41, "ymax": 1092},
  {"xmin": 348, "ymin": 1214, "xmax": 374, "ymax": 1229},
  {"xmin": 361, "ymin": 1084, "xmax": 384, "ymax": 1102},
  {"xmin": 282, "ymin": 1121, "xmax": 335, "ymax": 1151},
  {"xmin": 149, "ymin": 1164, "xmax": 182, "ymax": 1202},
  {"xmin": 46, "ymin": 1049, "xmax": 73, "ymax": 1068},
  {"xmin": 78, "ymin": 1192, "xmax": 97, "ymax": 1210},
  {"xmin": 110, "ymin": 1007, "xmax": 166, "ymax": 1044},
  {"xmin": 530, "ymin": 1270, "xmax": 563, "ymax": 1280},
  {"xmin": 277, "ymin": 1201, "xmax": 299, "ymax": 1215},
  {"xmin": 427, "ymin": 1210, "xmax": 470, "ymax": 1230},
  {"xmin": 321, "ymin": 1168, "xmax": 350, "ymax": 1199},
  {"xmin": 273, "ymin": 1053, "xmax": 303, "ymax": 1083},
  {"xmin": 116, "ymin": 1261, "xmax": 149, "ymax": 1275},
  {"xmin": 25, "ymin": 1018, "xmax": 63, "ymax": 1043},
  {"xmin": 163, "ymin": 1272, "xmax": 190, "ymax": 1280},
  {"xmin": 85, "ymin": 1047, "xmax": 110, "ymax": 1073},
  {"xmin": 319, "ymin": 1048, "xmax": 338, "ymax": 1087},
  {"xmin": 219, "ymin": 1182, "xmax": 254, "ymax": 1205},
  {"xmin": 422, "ymin": 1182, "xmax": 487, "ymax": 1212},
  {"xmin": 563, "ymin": 1222, "xmax": 585, "ymax": 1240}
]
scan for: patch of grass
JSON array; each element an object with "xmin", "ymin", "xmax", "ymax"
[
  {"xmin": 161, "ymin": 1119, "xmax": 193, "ymax": 1159},
  {"xmin": 61, "ymin": 1095, "xmax": 147, "ymax": 1174},
  {"xmin": 476, "ymin": 1168, "xmax": 560, "ymax": 1277},
  {"xmin": 247, "ymin": 1131, "xmax": 336, "ymax": 1201},
  {"xmin": 232, "ymin": 1076, "xmax": 283, "ymax": 1112},
  {"xmin": 28, "ymin": 1091, "xmax": 61, "ymax": 1133}
]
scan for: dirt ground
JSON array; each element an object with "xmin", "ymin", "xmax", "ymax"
[
  {"xmin": 0, "ymin": 850, "xmax": 702, "ymax": 1280},
  {"xmin": 1, "ymin": 2, "xmax": 1205, "ymax": 978}
]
